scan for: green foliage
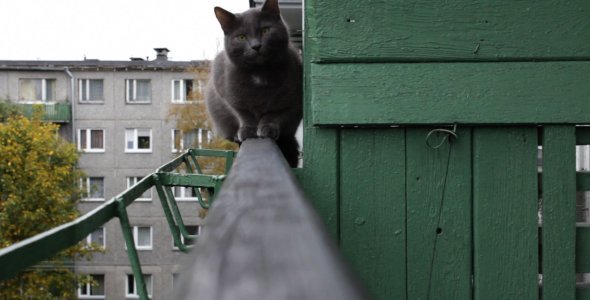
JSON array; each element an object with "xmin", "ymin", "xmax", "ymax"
[
  {"xmin": 0, "ymin": 114, "xmax": 97, "ymax": 299},
  {"xmin": 0, "ymin": 100, "xmax": 22, "ymax": 122}
]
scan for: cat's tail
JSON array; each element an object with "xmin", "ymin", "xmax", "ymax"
[{"xmin": 276, "ymin": 136, "xmax": 299, "ymax": 168}]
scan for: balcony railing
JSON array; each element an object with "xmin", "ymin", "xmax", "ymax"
[{"xmin": 16, "ymin": 103, "xmax": 71, "ymax": 123}]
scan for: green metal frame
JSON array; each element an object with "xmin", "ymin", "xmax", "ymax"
[{"xmin": 0, "ymin": 148, "xmax": 236, "ymax": 300}]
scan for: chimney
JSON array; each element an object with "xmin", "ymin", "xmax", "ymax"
[{"xmin": 154, "ymin": 48, "xmax": 170, "ymax": 61}]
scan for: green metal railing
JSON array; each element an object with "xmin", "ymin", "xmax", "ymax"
[
  {"xmin": 16, "ymin": 103, "xmax": 72, "ymax": 122},
  {"xmin": 0, "ymin": 148, "xmax": 235, "ymax": 300}
]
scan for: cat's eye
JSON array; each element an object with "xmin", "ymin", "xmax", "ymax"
[
  {"xmin": 261, "ymin": 27, "xmax": 270, "ymax": 35},
  {"xmin": 237, "ymin": 34, "xmax": 247, "ymax": 41}
]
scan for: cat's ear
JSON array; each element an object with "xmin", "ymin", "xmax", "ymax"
[
  {"xmin": 261, "ymin": 0, "xmax": 280, "ymax": 15},
  {"xmin": 214, "ymin": 7, "xmax": 236, "ymax": 33}
]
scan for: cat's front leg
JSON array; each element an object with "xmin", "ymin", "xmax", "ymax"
[
  {"xmin": 236, "ymin": 111, "xmax": 259, "ymax": 142},
  {"xmin": 257, "ymin": 122, "xmax": 280, "ymax": 140}
]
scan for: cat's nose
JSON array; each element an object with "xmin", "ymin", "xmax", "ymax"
[{"xmin": 251, "ymin": 44, "xmax": 262, "ymax": 52}]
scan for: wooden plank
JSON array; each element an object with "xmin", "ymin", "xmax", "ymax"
[
  {"xmin": 578, "ymin": 172, "xmax": 590, "ymax": 192},
  {"xmin": 577, "ymin": 127, "xmax": 590, "ymax": 145},
  {"xmin": 177, "ymin": 139, "xmax": 366, "ymax": 300},
  {"xmin": 406, "ymin": 127, "xmax": 472, "ymax": 299},
  {"xmin": 577, "ymin": 226, "xmax": 590, "ymax": 273},
  {"xmin": 310, "ymin": 62, "xmax": 590, "ymax": 125},
  {"xmin": 306, "ymin": 0, "xmax": 590, "ymax": 62},
  {"xmin": 473, "ymin": 127, "xmax": 539, "ymax": 299},
  {"xmin": 577, "ymin": 288, "xmax": 590, "ymax": 300},
  {"xmin": 542, "ymin": 125, "xmax": 577, "ymax": 299},
  {"xmin": 340, "ymin": 128, "xmax": 406, "ymax": 300},
  {"xmin": 302, "ymin": 127, "xmax": 340, "ymax": 237}
]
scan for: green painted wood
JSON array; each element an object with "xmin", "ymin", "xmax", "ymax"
[
  {"xmin": 310, "ymin": 62, "xmax": 590, "ymax": 125},
  {"xmin": 578, "ymin": 172, "xmax": 590, "ymax": 192},
  {"xmin": 339, "ymin": 129, "xmax": 406, "ymax": 300},
  {"xmin": 542, "ymin": 125, "xmax": 577, "ymax": 299},
  {"xmin": 577, "ymin": 289, "xmax": 590, "ymax": 300},
  {"xmin": 302, "ymin": 127, "xmax": 340, "ymax": 237},
  {"xmin": 576, "ymin": 127, "xmax": 590, "ymax": 145},
  {"xmin": 306, "ymin": 0, "xmax": 590, "ymax": 62},
  {"xmin": 406, "ymin": 127, "xmax": 472, "ymax": 299},
  {"xmin": 577, "ymin": 226, "xmax": 590, "ymax": 273},
  {"xmin": 473, "ymin": 127, "xmax": 539, "ymax": 299}
]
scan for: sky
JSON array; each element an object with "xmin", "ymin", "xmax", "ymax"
[{"xmin": 0, "ymin": 0, "xmax": 249, "ymax": 61}]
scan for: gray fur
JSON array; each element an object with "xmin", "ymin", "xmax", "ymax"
[{"xmin": 205, "ymin": 0, "xmax": 302, "ymax": 167}]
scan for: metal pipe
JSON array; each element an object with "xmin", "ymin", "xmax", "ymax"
[{"xmin": 64, "ymin": 67, "xmax": 75, "ymax": 144}]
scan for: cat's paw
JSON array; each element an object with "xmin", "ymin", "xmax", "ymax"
[
  {"xmin": 237, "ymin": 126, "xmax": 257, "ymax": 141},
  {"xmin": 257, "ymin": 124, "xmax": 280, "ymax": 140}
]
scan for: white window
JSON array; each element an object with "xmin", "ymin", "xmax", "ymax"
[
  {"xmin": 172, "ymin": 186, "xmax": 198, "ymax": 201},
  {"xmin": 18, "ymin": 78, "xmax": 55, "ymax": 102},
  {"xmin": 132, "ymin": 226, "xmax": 152, "ymax": 250},
  {"xmin": 125, "ymin": 128, "xmax": 152, "ymax": 153},
  {"xmin": 172, "ymin": 225, "xmax": 201, "ymax": 250},
  {"xmin": 171, "ymin": 79, "xmax": 200, "ymax": 103},
  {"xmin": 81, "ymin": 177, "xmax": 105, "ymax": 201},
  {"xmin": 79, "ymin": 274, "xmax": 105, "ymax": 299},
  {"xmin": 85, "ymin": 227, "xmax": 106, "ymax": 249},
  {"xmin": 172, "ymin": 128, "xmax": 212, "ymax": 152},
  {"xmin": 126, "ymin": 79, "xmax": 151, "ymax": 103},
  {"xmin": 78, "ymin": 129, "xmax": 105, "ymax": 152},
  {"xmin": 127, "ymin": 176, "xmax": 152, "ymax": 201},
  {"xmin": 79, "ymin": 79, "xmax": 104, "ymax": 102},
  {"xmin": 126, "ymin": 274, "xmax": 152, "ymax": 298}
]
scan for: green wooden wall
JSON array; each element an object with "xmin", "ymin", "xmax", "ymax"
[{"xmin": 302, "ymin": 0, "xmax": 590, "ymax": 299}]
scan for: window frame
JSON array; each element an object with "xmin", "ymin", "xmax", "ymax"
[
  {"xmin": 80, "ymin": 177, "xmax": 105, "ymax": 202},
  {"xmin": 78, "ymin": 79, "xmax": 105, "ymax": 103},
  {"xmin": 125, "ymin": 273, "xmax": 153, "ymax": 298},
  {"xmin": 125, "ymin": 128, "xmax": 152, "ymax": 153},
  {"xmin": 85, "ymin": 226, "xmax": 106, "ymax": 249},
  {"xmin": 171, "ymin": 79, "xmax": 198, "ymax": 103},
  {"xmin": 172, "ymin": 186, "xmax": 199, "ymax": 202},
  {"xmin": 18, "ymin": 78, "xmax": 56, "ymax": 103},
  {"xmin": 125, "ymin": 79, "xmax": 152, "ymax": 104},
  {"xmin": 172, "ymin": 128, "xmax": 212, "ymax": 153},
  {"xmin": 78, "ymin": 274, "xmax": 106, "ymax": 299},
  {"xmin": 78, "ymin": 129, "xmax": 105, "ymax": 153},
  {"xmin": 132, "ymin": 226, "xmax": 153, "ymax": 250},
  {"xmin": 127, "ymin": 176, "xmax": 152, "ymax": 201}
]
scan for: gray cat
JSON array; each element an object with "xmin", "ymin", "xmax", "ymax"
[{"xmin": 205, "ymin": 0, "xmax": 302, "ymax": 167}]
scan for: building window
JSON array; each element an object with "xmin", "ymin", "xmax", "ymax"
[
  {"xmin": 172, "ymin": 128, "xmax": 212, "ymax": 152},
  {"xmin": 125, "ymin": 128, "xmax": 152, "ymax": 153},
  {"xmin": 79, "ymin": 79, "xmax": 104, "ymax": 102},
  {"xmin": 79, "ymin": 274, "xmax": 105, "ymax": 299},
  {"xmin": 172, "ymin": 79, "xmax": 200, "ymax": 103},
  {"xmin": 127, "ymin": 176, "xmax": 152, "ymax": 201},
  {"xmin": 81, "ymin": 177, "xmax": 105, "ymax": 201},
  {"xmin": 132, "ymin": 226, "xmax": 152, "ymax": 250},
  {"xmin": 18, "ymin": 78, "xmax": 55, "ymax": 102},
  {"xmin": 85, "ymin": 227, "xmax": 106, "ymax": 249},
  {"xmin": 172, "ymin": 186, "xmax": 198, "ymax": 201},
  {"xmin": 172, "ymin": 225, "xmax": 201, "ymax": 250},
  {"xmin": 126, "ymin": 79, "xmax": 151, "ymax": 103},
  {"xmin": 126, "ymin": 274, "xmax": 152, "ymax": 298},
  {"xmin": 78, "ymin": 129, "xmax": 105, "ymax": 152}
]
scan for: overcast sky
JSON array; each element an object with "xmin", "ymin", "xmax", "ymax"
[{"xmin": 0, "ymin": 0, "xmax": 249, "ymax": 61}]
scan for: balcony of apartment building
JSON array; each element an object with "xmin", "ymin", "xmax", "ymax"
[{"xmin": 15, "ymin": 78, "xmax": 71, "ymax": 123}]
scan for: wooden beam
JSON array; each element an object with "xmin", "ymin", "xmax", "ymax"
[
  {"xmin": 310, "ymin": 62, "xmax": 590, "ymax": 125},
  {"xmin": 176, "ymin": 139, "xmax": 366, "ymax": 300}
]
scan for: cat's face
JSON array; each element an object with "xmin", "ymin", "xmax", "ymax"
[{"xmin": 214, "ymin": 0, "xmax": 290, "ymax": 68}]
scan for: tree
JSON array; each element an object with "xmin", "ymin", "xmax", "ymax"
[
  {"xmin": 0, "ymin": 112, "xmax": 98, "ymax": 299},
  {"xmin": 167, "ymin": 66, "xmax": 238, "ymax": 175}
]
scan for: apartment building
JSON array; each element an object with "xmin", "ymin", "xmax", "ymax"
[{"xmin": 0, "ymin": 48, "xmax": 210, "ymax": 299}]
